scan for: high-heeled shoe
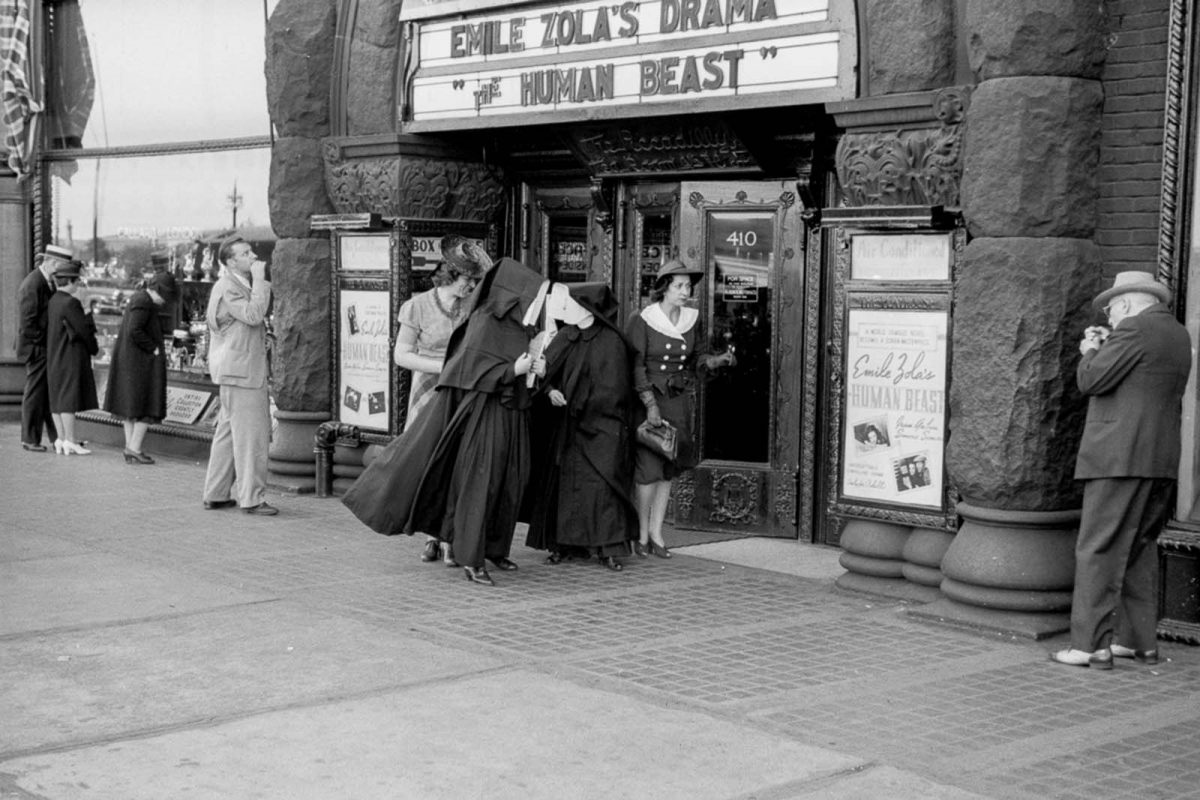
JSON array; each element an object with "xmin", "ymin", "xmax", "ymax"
[
  {"xmin": 633, "ymin": 541, "xmax": 648, "ymax": 558},
  {"xmin": 464, "ymin": 566, "xmax": 495, "ymax": 586},
  {"xmin": 420, "ymin": 538, "xmax": 440, "ymax": 562},
  {"xmin": 600, "ymin": 556, "xmax": 623, "ymax": 572},
  {"xmin": 441, "ymin": 541, "xmax": 459, "ymax": 567},
  {"xmin": 123, "ymin": 449, "xmax": 155, "ymax": 464},
  {"xmin": 62, "ymin": 440, "xmax": 91, "ymax": 455},
  {"xmin": 648, "ymin": 541, "xmax": 671, "ymax": 559}
]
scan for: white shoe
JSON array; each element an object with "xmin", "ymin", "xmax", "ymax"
[
  {"xmin": 1111, "ymin": 644, "xmax": 1159, "ymax": 664},
  {"xmin": 62, "ymin": 441, "xmax": 91, "ymax": 455},
  {"xmin": 1049, "ymin": 648, "xmax": 1112, "ymax": 669}
]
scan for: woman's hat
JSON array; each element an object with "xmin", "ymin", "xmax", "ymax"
[
  {"xmin": 148, "ymin": 271, "xmax": 179, "ymax": 303},
  {"xmin": 52, "ymin": 260, "xmax": 81, "ymax": 281},
  {"xmin": 1094, "ymin": 271, "xmax": 1171, "ymax": 307},
  {"xmin": 655, "ymin": 259, "xmax": 703, "ymax": 284}
]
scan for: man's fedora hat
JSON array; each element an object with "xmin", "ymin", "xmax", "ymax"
[
  {"xmin": 1094, "ymin": 271, "xmax": 1171, "ymax": 308},
  {"xmin": 654, "ymin": 259, "xmax": 704, "ymax": 284}
]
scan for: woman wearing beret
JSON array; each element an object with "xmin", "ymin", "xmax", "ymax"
[
  {"xmin": 46, "ymin": 261, "xmax": 99, "ymax": 455},
  {"xmin": 103, "ymin": 270, "xmax": 178, "ymax": 464},
  {"xmin": 625, "ymin": 260, "xmax": 735, "ymax": 558}
]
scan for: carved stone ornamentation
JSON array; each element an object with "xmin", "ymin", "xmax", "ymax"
[
  {"xmin": 709, "ymin": 471, "xmax": 761, "ymax": 526},
  {"xmin": 835, "ymin": 88, "xmax": 968, "ymax": 208},
  {"xmin": 672, "ymin": 470, "xmax": 696, "ymax": 521},
  {"xmin": 570, "ymin": 121, "xmax": 757, "ymax": 176},
  {"xmin": 323, "ymin": 147, "xmax": 506, "ymax": 222}
]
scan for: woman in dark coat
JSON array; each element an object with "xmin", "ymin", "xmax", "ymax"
[
  {"xmin": 525, "ymin": 283, "xmax": 638, "ymax": 571},
  {"xmin": 626, "ymin": 260, "xmax": 735, "ymax": 557},
  {"xmin": 343, "ymin": 257, "xmax": 548, "ymax": 587},
  {"xmin": 46, "ymin": 261, "xmax": 99, "ymax": 455},
  {"xmin": 103, "ymin": 271, "xmax": 178, "ymax": 464}
]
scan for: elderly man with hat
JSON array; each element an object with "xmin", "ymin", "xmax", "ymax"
[
  {"xmin": 16, "ymin": 244, "xmax": 74, "ymax": 451},
  {"xmin": 1051, "ymin": 271, "xmax": 1192, "ymax": 669}
]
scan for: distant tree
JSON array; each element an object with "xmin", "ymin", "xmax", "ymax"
[
  {"xmin": 114, "ymin": 240, "xmax": 154, "ymax": 282},
  {"xmin": 81, "ymin": 237, "xmax": 112, "ymax": 269}
]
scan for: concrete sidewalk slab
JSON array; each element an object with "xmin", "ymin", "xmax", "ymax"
[
  {"xmin": 1, "ymin": 669, "xmax": 866, "ymax": 800},
  {"xmin": 0, "ymin": 553, "xmax": 272, "ymax": 636},
  {"xmin": 675, "ymin": 539, "xmax": 844, "ymax": 581},
  {"xmin": 0, "ymin": 601, "xmax": 504, "ymax": 757}
]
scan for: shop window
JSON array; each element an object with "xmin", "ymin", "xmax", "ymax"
[
  {"xmin": 637, "ymin": 211, "xmax": 671, "ymax": 309},
  {"xmin": 48, "ymin": 148, "xmax": 274, "ymax": 366},
  {"xmin": 43, "ymin": 0, "xmax": 275, "ymax": 149}
]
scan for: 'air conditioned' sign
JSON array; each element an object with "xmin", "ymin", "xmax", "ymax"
[{"xmin": 398, "ymin": 0, "xmax": 857, "ymax": 131}]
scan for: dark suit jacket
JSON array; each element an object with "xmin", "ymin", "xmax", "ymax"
[
  {"xmin": 17, "ymin": 269, "xmax": 55, "ymax": 362},
  {"xmin": 1074, "ymin": 303, "xmax": 1192, "ymax": 480}
]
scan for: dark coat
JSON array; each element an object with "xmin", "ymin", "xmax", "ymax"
[
  {"xmin": 343, "ymin": 259, "xmax": 544, "ymax": 566},
  {"xmin": 104, "ymin": 290, "xmax": 168, "ymax": 421},
  {"xmin": 17, "ymin": 268, "xmax": 55, "ymax": 363},
  {"xmin": 1075, "ymin": 303, "xmax": 1192, "ymax": 480},
  {"xmin": 626, "ymin": 307, "xmax": 706, "ymax": 476},
  {"xmin": 525, "ymin": 312, "xmax": 639, "ymax": 554},
  {"xmin": 46, "ymin": 291, "xmax": 99, "ymax": 413}
]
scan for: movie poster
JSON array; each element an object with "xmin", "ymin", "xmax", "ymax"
[
  {"xmin": 840, "ymin": 308, "xmax": 948, "ymax": 509},
  {"xmin": 338, "ymin": 289, "xmax": 391, "ymax": 430}
]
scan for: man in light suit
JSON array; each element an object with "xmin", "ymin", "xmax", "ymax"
[
  {"xmin": 201, "ymin": 237, "xmax": 277, "ymax": 515},
  {"xmin": 17, "ymin": 245, "xmax": 73, "ymax": 451},
  {"xmin": 1051, "ymin": 271, "xmax": 1192, "ymax": 668}
]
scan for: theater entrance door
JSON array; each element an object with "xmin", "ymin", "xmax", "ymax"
[{"xmin": 659, "ymin": 180, "xmax": 808, "ymax": 538}]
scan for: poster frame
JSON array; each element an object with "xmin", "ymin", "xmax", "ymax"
[
  {"xmin": 331, "ymin": 228, "xmax": 403, "ymax": 440},
  {"xmin": 824, "ymin": 225, "xmax": 963, "ymax": 532}
]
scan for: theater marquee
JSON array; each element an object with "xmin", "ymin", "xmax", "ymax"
[{"xmin": 398, "ymin": 0, "xmax": 857, "ymax": 131}]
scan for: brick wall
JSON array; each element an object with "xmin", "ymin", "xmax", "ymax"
[{"xmin": 1096, "ymin": 1, "xmax": 1171, "ymax": 276}]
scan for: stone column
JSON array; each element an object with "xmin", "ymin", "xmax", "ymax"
[
  {"xmin": 264, "ymin": 0, "xmax": 338, "ymax": 491},
  {"xmin": 918, "ymin": 1, "xmax": 1108, "ymax": 637},
  {"xmin": 829, "ymin": 0, "xmax": 961, "ymax": 601}
]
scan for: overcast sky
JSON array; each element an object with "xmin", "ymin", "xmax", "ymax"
[{"xmin": 54, "ymin": 0, "xmax": 279, "ymax": 243}]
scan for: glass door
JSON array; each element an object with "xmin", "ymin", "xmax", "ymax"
[{"xmin": 672, "ymin": 180, "xmax": 807, "ymax": 537}]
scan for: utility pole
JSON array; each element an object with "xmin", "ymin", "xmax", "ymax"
[{"xmin": 227, "ymin": 180, "xmax": 243, "ymax": 229}]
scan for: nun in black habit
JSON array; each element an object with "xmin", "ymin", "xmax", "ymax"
[
  {"xmin": 342, "ymin": 257, "xmax": 548, "ymax": 587},
  {"xmin": 524, "ymin": 283, "xmax": 639, "ymax": 571}
]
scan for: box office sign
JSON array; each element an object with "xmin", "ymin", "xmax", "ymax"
[
  {"xmin": 399, "ymin": 0, "xmax": 857, "ymax": 130},
  {"xmin": 840, "ymin": 307, "xmax": 948, "ymax": 510}
]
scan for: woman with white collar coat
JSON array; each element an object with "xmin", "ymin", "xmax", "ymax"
[{"xmin": 625, "ymin": 260, "xmax": 735, "ymax": 557}]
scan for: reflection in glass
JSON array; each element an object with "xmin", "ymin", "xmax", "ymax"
[
  {"xmin": 547, "ymin": 215, "xmax": 588, "ymax": 282},
  {"xmin": 50, "ymin": 148, "xmax": 274, "ymax": 365},
  {"xmin": 703, "ymin": 211, "xmax": 774, "ymax": 463},
  {"xmin": 637, "ymin": 211, "xmax": 671, "ymax": 309},
  {"xmin": 44, "ymin": 0, "xmax": 273, "ymax": 149}
]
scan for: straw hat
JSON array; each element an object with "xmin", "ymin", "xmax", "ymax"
[{"xmin": 1094, "ymin": 271, "xmax": 1171, "ymax": 308}]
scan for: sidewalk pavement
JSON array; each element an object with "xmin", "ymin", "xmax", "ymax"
[{"xmin": 2, "ymin": 426, "xmax": 1198, "ymax": 800}]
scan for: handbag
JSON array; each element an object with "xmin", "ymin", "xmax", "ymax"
[{"xmin": 637, "ymin": 419, "xmax": 678, "ymax": 461}]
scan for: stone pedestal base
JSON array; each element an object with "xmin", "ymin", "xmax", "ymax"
[
  {"xmin": 331, "ymin": 443, "xmax": 367, "ymax": 495},
  {"xmin": 268, "ymin": 409, "xmax": 328, "ymax": 493},
  {"xmin": 922, "ymin": 502, "xmax": 1078, "ymax": 637},
  {"xmin": 908, "ymin": 598, "xmax": 1069, "ymax": 640},
  {"xmin": 836, "ymin": 572, "xmax": 942, "ymax": 603}
]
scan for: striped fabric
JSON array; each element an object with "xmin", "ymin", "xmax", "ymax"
[{"xmin": 1, "ymin": 0, "xmax": 39, "ymax": 177}]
